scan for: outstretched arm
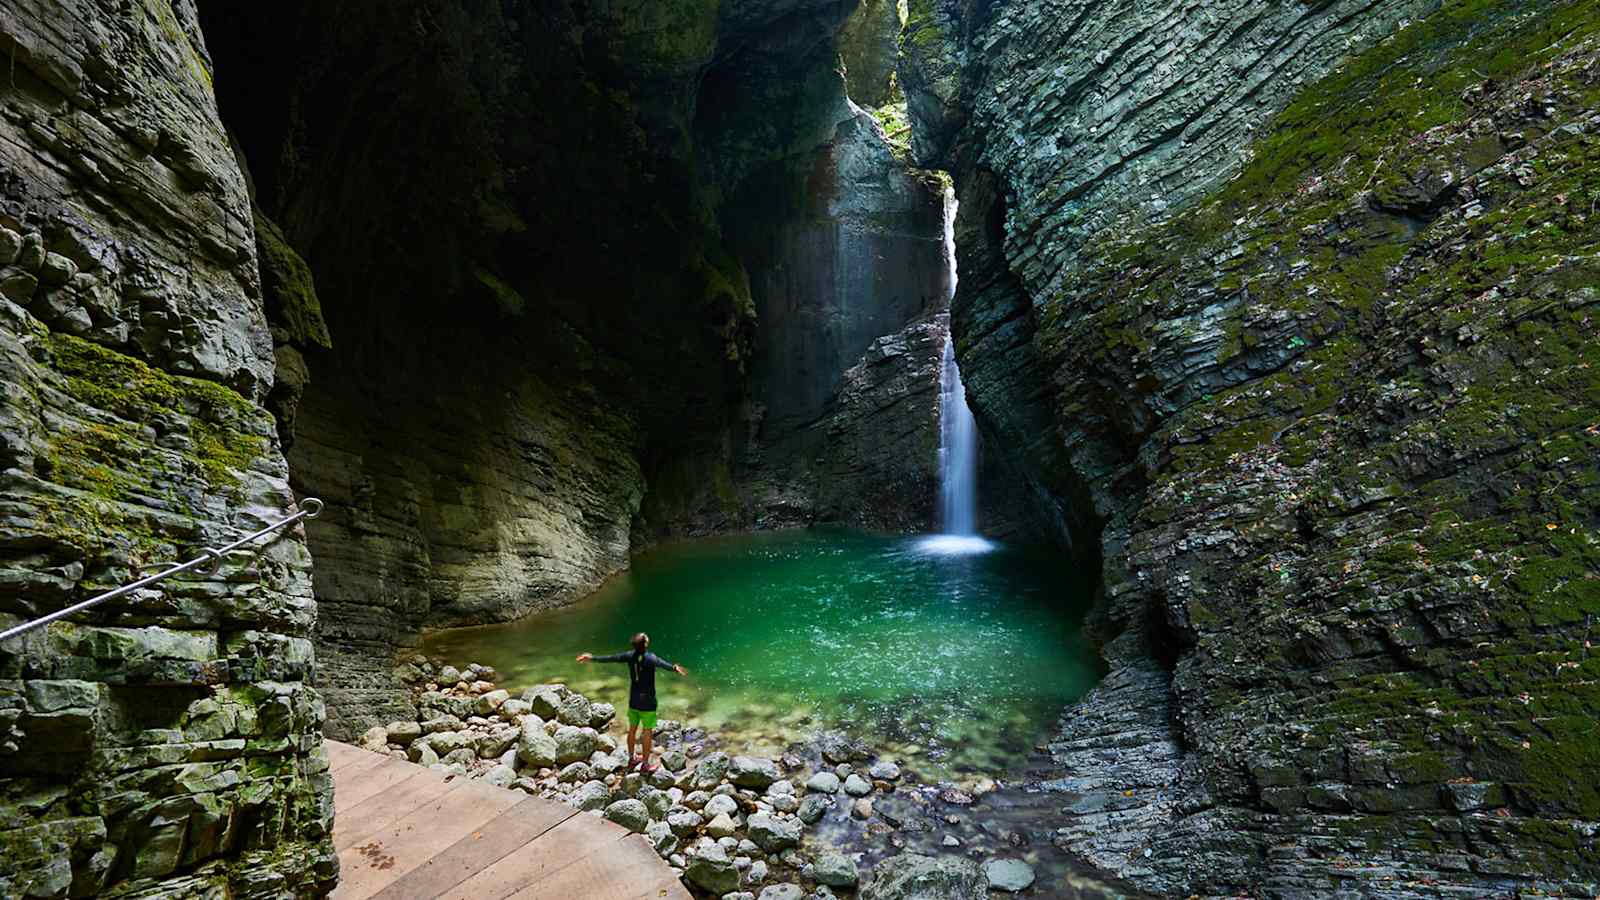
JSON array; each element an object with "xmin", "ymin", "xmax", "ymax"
[
  {"xmin": 576, "ymin": 651, "xmax": 631, "ymax": 663},
  {"xmin": 648, "ymin": 653, "xmax": 687, "ymax": 675}
]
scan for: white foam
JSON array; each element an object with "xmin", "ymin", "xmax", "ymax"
[{"xmin": 913, "ymin": 534, "xmax": 997, "ymax": 556}]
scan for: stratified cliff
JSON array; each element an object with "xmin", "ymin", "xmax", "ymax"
[
  {"xmin": 907, "ymin": 0, "xmax": 1600, "ymax": 894},
  {"xmin": 0, "ymin": 1, "xmax": 333, "ymax": 896}
]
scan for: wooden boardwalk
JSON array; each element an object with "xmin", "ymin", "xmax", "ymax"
[{"xmin": 326, "ymin": 740, "xmax": 692, "ymax": 900}]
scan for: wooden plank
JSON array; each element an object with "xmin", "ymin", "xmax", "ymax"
[
  {"xmin": 364, "ymin": 797, "xmax": 576, "ymax": 900},
  {"xmin": 334, "ymin": 769, "xmax": 458, "ymax": 851},
  {"xmin": 332, "ymin": 780, "xmax": 525, "ymax": 899},
  {"xmin": 325, "ymin": 740, "xmax": 364, "ymax": 769},
  {"xmin": 505, "ymin": 832, "xmax": 682, "ymax": 900},
  {"xmin": 331, "ymin": 747, "xmax": 389, "ymax": 777},
  {"xmin": 436, "ymin": 812, "xmax": 629, "ymax": 900},
  {"xmin": 335, "ymin": 757, "xmax": 435, "ymax": 816}
]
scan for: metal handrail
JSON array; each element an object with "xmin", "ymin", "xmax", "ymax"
[{"xmin": 0, "ymin": 497, "xmax": 324, "ymax": 644}]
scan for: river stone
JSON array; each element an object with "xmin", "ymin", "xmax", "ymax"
[
  {"xmin": 431, "ymin": 762, "xmax": 468, "ymax": 778},
  {"xmin": 442, "ymin": 748, "xmax": 476, "ymax": 768},
  {"xmin": 689, "ymin": 751, "xmax": 731, "ymax": 790},
  {"xmin": 558, "ymin": 762, "xmax": 593, "ymax": 783},
  {"xmin": 522, "ymin": 684, "xmax": 566, "ymax": 719},
  {"xmin": 483, "ymin": 764, "xmax": 518, "ymax": 788},
  {"xmin": 414, "ymin": 742, "xmax": 439, "ymax": 767},
  {"xmin": 385, "ymin": 721, "xmax": 422, "ymax": 745},
  {"xmin": 813, "ymin": 852, "xmax": 858, "ymax": 887},
  {"xmin": 983, "ymin": 859, "xmax": 1035, "ymax": 892},
  {"xmin": 605, "ymin": 799, "xmax": 650, "ymax": 832},
  {"xmin": 439, "ymin": 665, "xmax": 462, "ymax": 684},
  {"xmin": 572, "ymin": 780, "xmax": 612, "ymax": 811},
  {"xmin": 666, "ymin": 808, "xmax": 703, "ymax": 836},
  {"xmin": 685, "ymin": 844, "xmax": 740, "ymax": 894},
  {"xmin": 684, "ymin": 790, "xmax": 711, "ymax": 810},
  {"xmin": 427, "ymin": 731, "xmax": 471, "ymax": 755},
  {"xmin": 358, "ymin": 725, "xmax": 388, "ymax": 752},
  {"xmin": 805, "ymin": 772, "xmax": 840, "ymax": 794},
  {"xmin": 422, "ymin": 715, "xmax": 463, "ymax": 734},
  {"xmin": 729, "ymin": 756, "xmax": 780, "ymax": 788},
  {"xmin": 661, "ymin": 749, "xmax": 688, "ymax": 772},
  {"xmin": 843, "ymin": 774, "xmax": 872, "ymax": 796},
  {"xmin": 646, "ymin": 765, "xmax": 677, "ymax": 789},
  {"xmin": 517, "ymin": 718, "xmax": 558, "ymax": 768},
  {"xmin": 588, "ymin": 701, "xmax": 616, "ymax": 728},
  {"xmin": 746, "ymin": 813, "xmax": 800, "ymax": 852},
  {"xmin": 797, "ymin": 795, "xmax": 831, "ymax": 824},
  {"xmin": 706, "ymin": 812, "xmax": 739, "ymax": 838},
  {"xmin": 553, "ymin": 725, "xmax": 600, "ymax": 764},
  {"xmin": 639, "ymin": 786, "xmax": 673, "ymax": 820},
  {"xmin": 556, "ymin": 692, "xmax": 593, "ymax": 726},
  {"xmin": 474, "ymin": 689, "xmax": 511, "ymax": 715},
  {"xmin": 704, "ymin": 794, "xmax": 739, "ymax": 818},
  {"xmin": 647, "ymin": 820, "xmax": 677, "ymax": 857},
  {"xmin": 868, "ymin": 761, "xmax": 901, "ymax": 781},
  {"xmin": 757, "ymin": 885, "xmax": 804, "ymax": 900},
  {"xmin": 860, "ymin": 854, "xmax": 985, "ymax": 900},
  {"xmin": 476, "ymin": 727, "xmax": 517, "ymax": 759},
  {"xmin": 769, "ymin": 794, "xmax": 799, "ymax": 813},
  {"xmin": 500, "ymin": 698, "xmax": 531, "ymax": 718}
]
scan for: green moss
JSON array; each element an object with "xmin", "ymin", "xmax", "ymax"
[
  {"xmin": 47, "ymin": 334, "xmax": 267, "ymax": 494},
  {"xmin": 253, "ymin": 210, "xmax": 331, "ymax": 349}
]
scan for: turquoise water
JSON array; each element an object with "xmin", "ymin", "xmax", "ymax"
[{"xmin": 419, "ymin": 529, "xmax": 1101, "ymax": 777}]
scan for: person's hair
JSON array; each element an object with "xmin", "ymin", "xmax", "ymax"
[{"xmin": 631, "ymin": 632, "xmax": 649, "ymax": 651}]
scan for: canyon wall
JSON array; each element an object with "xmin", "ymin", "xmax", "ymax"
[
  {"xmin": 0, "ymin": 1, "xmax": 334, "ymax": 895},
  {"xmin": 907, "ymin": 0, "xmax": 1600, "ymax": 894}
]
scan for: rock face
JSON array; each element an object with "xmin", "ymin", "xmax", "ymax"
[
  {"xmin": 906, "ymin": 0, "xmax": 1600, "ymax": 895},
  {"xmin": 0, "ymin": 1, "xmax": 333, "ymax": 896}
]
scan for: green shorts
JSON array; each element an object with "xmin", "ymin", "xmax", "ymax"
[{"xmin": 626, "ymin": 708, "xmax": 657, "ymax": 729}]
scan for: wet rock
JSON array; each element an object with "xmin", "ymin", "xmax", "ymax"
[
  {"xmin": 937, "ymin": 788, "xmax": 972, "ymax": 806},
  {"xmin": 983, "ymin": 859, "xmax": 1034, "ymax": 893},
  {"xmin": 868, "ymin": 761, "xmax": 901, "ymax": 781},
  {"xmin": 746, "ymin": 812, "xmax": 801, "ymax": 853},
  {"xmin": 729, "ymin": 756, "xmax": 781, "ymax": 788},
  {"xmin": 0, "ymin": 227, "xmax": 20, "ymax": 264},
  {"xmin": 813, "ymin": 852, "xmax": 858, "ymax": 888},
  {"xmin": 851, "ymin": 798, "xmax": 873, "ymax": 820},
  {"xmin": 805, "ymin": 772, "xmax": 841, "ymax": 794},
  {"xmin": 843, "ymin": 774, "xmax": 872, "ymax": 797},
  {"xmin": 817, "ymin": 732, "xmax": 870, "ymax": 764},
  {"xmin": 604, "ymin": 799, "xmax": 650, "ymax": 832},
  {"xmin": 686, "ymin": 844, "xmax": 740, "ymax": 894},
  {"xmin": 797, "ymin": 795, "xmax": 831, "ymax": 825},
  {"xmin": 859, "ymin": 854, "xmax": 985, "ymax": 900},
  {"xmin": 40, "ymin": 252, "xmax": 77, "ymax": 286}
]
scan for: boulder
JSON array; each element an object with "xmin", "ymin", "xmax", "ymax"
[
  {"xmin": 797, "ymin": 795, "xmax": 831, "ymax": 824},
  {"xmin": 522, "ymin": 684, "xmax": 567, "ymax": 719},
  {"xmin": 706, "ymin": 812, "xmax": 739, "ymax": 838},
  {"xmin": 661, "ymin": 749, "xmax": 688, "ymax": 772},
  {"xmin": 639, "ymin": 786, "xmax": 673, "ymax": 820},
  {"xmin": 556, "ymin": 692, "xmax": 593, "ymax": 727},
  {"xmin": 572, "ymin": 780, "xmax": 612, "ymax": 811},
  {"xmin": 813, "ymin": 851, "xmax": 858, "ymax": 887},
  {"xmin": 483, "ymin": 764, "xmax": 518, "ymax": 788},
  {"xmin": 517, "ymin": 718, "xmax": 558, "ymax": 768},
  {"xmin": 805, "ymin": 772, "xmax": 841, "ymax": 794},
  {"xmin": 860, "ymin": 854, "xmax": 985, "ymax": 900},
  {"xmin": 414, "ymin": 742, "xmax": 439, "ymax": 768},
  {"xmin": 729, "ymin": 756, "xmax": 780, "ymax": 788},
  {"xmin": 690, "ymin": 752, "xmax": 730, "ymax": 789},
  {"xmin": 438, "ymin": 665, "xmax": 462, "ymax": 684},
  {"xmin": 384, "ymin": 721, "xmax": 423, "ymax": 745},
  {"xmin": 685, "ymin": 843, "xmax": 740, "ymax": 894},
  {"xmin": 474, "ymin": 689, "xmax": 511, "ymax": 715},
  {"xmin": 746, "ymin": 812, "xmax": 801, "ymax": 853},
  {"xmin": 500, "ymin": 698, "xmax": 532, "ymax": 718},
  {"xmin": 646, "ymin": 820, "xmax": 677, "ymax": 857},
  {"xmin": 553, "ymin": 725, "xmax": 600, "ymax": 764},
  {"xmin": 476, "ymin": 727, "xmax": 518, "ymax": 759},
  {"xmin": 983, "ymin": 859, "xmax": 1035, "ymax": 892},
  {"xmin": 588, "ymin": 701, "xmax": 616, "ymax": 729},
  {"xmin": 604, "ymin": 799, "xmax": 651, "ymax": 832},
  {"xmin": 358, "ymin": 725, "xmax": 389, "ymax": 752}
]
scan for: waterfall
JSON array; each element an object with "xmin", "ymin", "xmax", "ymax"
[
  {"xmin": 937, "ymin": 336, "xmax": 979, "ymax": 535},
  {"xmin": 920, "ymin": 187, "xmax": 994, "ymax": 556}
]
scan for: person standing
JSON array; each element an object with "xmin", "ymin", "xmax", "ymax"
[{"xmin": 576, "ymin": 632, "xmax": 686, "ymax": 773}]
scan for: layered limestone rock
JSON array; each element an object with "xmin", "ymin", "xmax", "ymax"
[
  {"xmin": 0, "ymin": 1, "xmax": 333, "ymax": 895},
  {"xmin": 907, "ymin": 0, "xmax": 1600, "ymax": 895}
]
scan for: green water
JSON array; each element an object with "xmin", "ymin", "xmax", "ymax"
[{"xmin": 419, "ymin": 529, "xmax": 1101, "ymax": 778}]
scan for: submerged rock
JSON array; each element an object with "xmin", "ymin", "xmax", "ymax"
[
  {"xmin": 860, "ymin": 854, "xmax": 985, "ymax": 900},
  {"xmin": 805, "ymin": 772, "xmax": 841, "ymax": 794},
  {"xmin": 813, "ymin": 851, "xmax": 859, "ymax": 888},
  {"xmin": 983, "ymin": 859, "xmax": 1034, "ymax": 893},
  {"xmin": 746, "ymin": 812, "xmax": 801, "ymax": 852}
]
